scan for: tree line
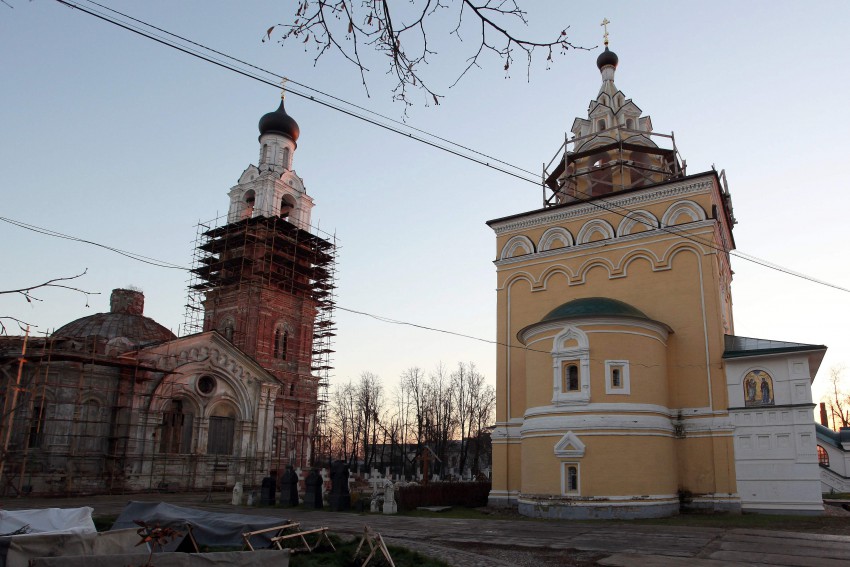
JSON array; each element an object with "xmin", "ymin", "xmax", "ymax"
[{"xmin": 317, "ymin": 362, "xmax": 495, "ymax": 479}]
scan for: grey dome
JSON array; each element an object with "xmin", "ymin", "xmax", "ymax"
[{"xmin": 52, "ymin": 289, "xmax": 175, "ymax": 345}]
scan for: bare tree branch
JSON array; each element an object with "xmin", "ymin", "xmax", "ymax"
[
  {"xmin": 0, "ymin": 269, "xmax": 98, "ymax": 306},
  {"xmin": 268, "ymin": 0, "xmax": 591, "ymax": 110},
  {"xmin": 0, "ymin": 316, "xmax": 35, "ymax": 336},
  {"xmin": 0, "ymin": 270, "xmax": 99, "ymax": 335}
]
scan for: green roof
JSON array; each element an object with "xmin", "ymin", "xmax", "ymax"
[
  {"xmin": 723, "ymin": 335, "xmax": 827, "ymax": 358},
  {"xmin": 541, "ymin": 297, "xmax": 651, "ymax": 323}
]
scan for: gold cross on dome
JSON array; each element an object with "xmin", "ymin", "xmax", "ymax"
[
  {"xmin": 280, "ymin": 77, "xmax": 288, "ymax": 100},
  {"xmin": 601, "ymin": 18, "xmax": 610, "ymax": 46}
]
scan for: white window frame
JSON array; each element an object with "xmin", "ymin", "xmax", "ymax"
[
  {"xmin": 561, "ymin": 462, "xmax": 580, "ymax": 495},
  {"xmin": 551, "ymin": 326, "xmax": 590, "ymax": 405},
  {"xmin": 605, "ymin": 360, "xmax": 631, "ymax": 395}
]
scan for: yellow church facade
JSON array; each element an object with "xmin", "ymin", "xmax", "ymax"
[{"xmin": 487, "ymin": 43, "xmax": 825, "ymax": 518}]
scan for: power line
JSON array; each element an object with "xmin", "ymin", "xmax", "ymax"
[
  {"xmin": 77, "ymin": 0, "xmax": 540, "ymax": 180},
  {"xmin": 54, "ymin": 0, "xmax": 539, "ymax": 186},
  {"xmin": 0, "ymin": 216, "xmax": 185, "ymax": 270},
  {"xmin": 53, "ymin": 0, "xmax": 850, "ymax": 294},
  {"xmin": 0, "ymin": 214, "xmax": 831, "ymax": 368}
]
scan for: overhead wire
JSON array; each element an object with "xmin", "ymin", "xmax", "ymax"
[
  {"xmin": 13, "ymin": 0, "xmax": 850, "ymax": 360},
  {"xmin": 78, "ymin": 0, "xmax": 540, "ymax": 180},
  {"xmin": 0, "ymin": 216, "xmax": 185, "ymax": 270},
  {"xmin": 54, "ymin": 0, "xmax": 850, "ymax": 294},
  {"xmin": 0, "ymin": 214, "xmax": 804, "ymax": 370},
  {"xmin": 54, "ymin": 0, "xmax": 538, "ymax": 186}
]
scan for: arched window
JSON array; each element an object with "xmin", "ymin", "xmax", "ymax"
[
  {"xmin": 597, "ymin": 119, "xmax": 606, "ymax": 131},
  {"xmin": 160, "ymin": 400, "xmax": 193, "ymax": 454},
  {"xmin": 262, "ymin": 143, "xmax": 271, "ymax": 163},
  {"xmin": 588, "ymin": 152, "xmax": 613, "ymax": 196},
  {"xmin": 207, "ymin": 405, "xmax": 236, "ymax": 456},
  {"xmin": 564, "ymin": 465, "xmax": 578, "ymax": 493},
  {"xmin": 241, "ymin": 190, "xmax": 255, "ymax": 221},
  {"xmin": 281, "ymin": 147, "xmax": 290, "ymax": 169},
  {"xmin": 626, "ymin": 118, "xmax": 634, "ymax": 129},
  {"xmin": 28, "ymin": 400, "xmax": 46, "ymax": 449},
  {"xmin": 279, "ymin": 195, "xmax": 295, "ymax": 219},
  {"xmin": 818, "ymin": 445, "xmax": 830, "ymax": 467},
  {"xmin": 563, "ymin": 364, "xmax": 579, "ymax": 392},
  {"xmin": 78, "ymin": 400, "xmax": 103, "ymax": 453},
  {"xmin": 274, "ymin": 328, "xmax": 288, "ymax": 360},
  {"xmin": 220, "ymin": 318, "xmax": 235, "ymax": 342}
]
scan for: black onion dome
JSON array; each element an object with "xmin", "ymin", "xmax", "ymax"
[
  {"xmin": 596, "ymin": 47, "xmax": 619, "ymax": 70},
  {"xmin": 258, "ymin": 99, "xmax": 300, "ymax": 142}
]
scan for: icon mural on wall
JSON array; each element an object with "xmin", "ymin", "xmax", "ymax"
[{"xmin": 743, "ymin": 370, "xmax": 774, "ymax": 406}]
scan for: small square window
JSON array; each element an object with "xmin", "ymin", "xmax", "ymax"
[{"xmin": 605, "ymin": 360, "xmax": 630, "ymax": 395}]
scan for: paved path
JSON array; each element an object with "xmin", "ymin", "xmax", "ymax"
[{"xmin": 2, "ymin": 493, "xmax": 849, "ymax": 566}]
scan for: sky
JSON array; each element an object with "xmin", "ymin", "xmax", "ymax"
[{"xmin": 1, "ymin": 1, "xmax": 848, "ymax": 401}]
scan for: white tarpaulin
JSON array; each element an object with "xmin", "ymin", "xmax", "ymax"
[
  {"xmin": 0, "ymin": 508, "xmax": 95, "ymax": 536},
  {"xmin": 0, "ymin": 528, "xmax": 144, "ymax": 567}
]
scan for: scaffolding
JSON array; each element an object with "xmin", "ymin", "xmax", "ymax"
[
  {"xmin": 0, "ymin": 214, "xmax": 337, "ymax": 497},
  {"xmin": 541, "ymin": 125, "xmax": 686, "ymax": 208},
  {"xmin": 0, "ymin": 333, "xmax": 271, "ymax": 496},
  {"xmin": 184, "ymin": 214, "xmax": 338, "ymax": 470}
]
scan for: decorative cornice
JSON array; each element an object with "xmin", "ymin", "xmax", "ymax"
[
  {"xmin": 490, "ymin": 178, "xmax": 714, "ymax": 236},
  {"xmin": 494, "ymin": 221, "xmax": 716, "ymax": 268}
]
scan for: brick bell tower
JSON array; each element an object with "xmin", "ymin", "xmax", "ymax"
[{"xmin": 188, "ymin": 93, "xmax": 336, "ymax": 470}]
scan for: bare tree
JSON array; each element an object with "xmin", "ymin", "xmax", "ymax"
[
  {"xmin": 329, "ymin": 379, "xmax": 356, "ymax": 461},
  {"xmin": 267, "ymin": 1, "xmax": 590, "ymax": 108},
  {"xmin": 401, "ymin": 366, "xmax": 428, "ymax": 448},
  {"xmin": 428, "ymin": 363, "xmax": 455, "ymax": 473},
  {"xmin": 468, "ymin": 368, "xmax": 494, "ymax": 475},
  {"xmin": 1, "ymin": 270, "xmax": 97, "ymax": 335},
  {"xmin": 823, "ymin": 365, "xmax": 849, "ymax": 430},
  {"xmin": 451, "ymin": 362, "xmax": 472, "ymax": 474},
  {"xmin": 327, "ymin": 362, "xmax": 496, "ymax": 479},
  {"xmin": 356, "ymin": 371, "xmax": 384, "ymax": 470}
]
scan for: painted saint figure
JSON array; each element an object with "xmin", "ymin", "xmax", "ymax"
[
  {"xmin": 746, "ymin": 376, "xmax": 757, "ymax": 402},
  {"xmin": 760, "ymin": 377, "xmax": 771, "ymax": 404}
]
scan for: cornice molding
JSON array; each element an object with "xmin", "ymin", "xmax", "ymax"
[{"xmin": 490, "ymin": 178, "xmax": 714, "ymax": 236}]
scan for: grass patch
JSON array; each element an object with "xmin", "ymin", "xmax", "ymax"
[{"xmin": 288, "ymin": 534, "xmax": 449, "ymax": 567}]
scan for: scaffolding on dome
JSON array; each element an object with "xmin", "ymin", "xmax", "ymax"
[{"xmin": 541, "ymin": 125, "xmax": 686, "ymax": 208}]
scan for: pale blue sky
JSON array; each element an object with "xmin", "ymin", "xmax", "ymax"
[{"xmin": 1, "ymin": 1, "xmax": 848, "ymax": 399}]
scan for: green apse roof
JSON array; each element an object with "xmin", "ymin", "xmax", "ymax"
[{"xmin": 541, "ymin": 297, "xmax": 651, "ymax": 323}]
